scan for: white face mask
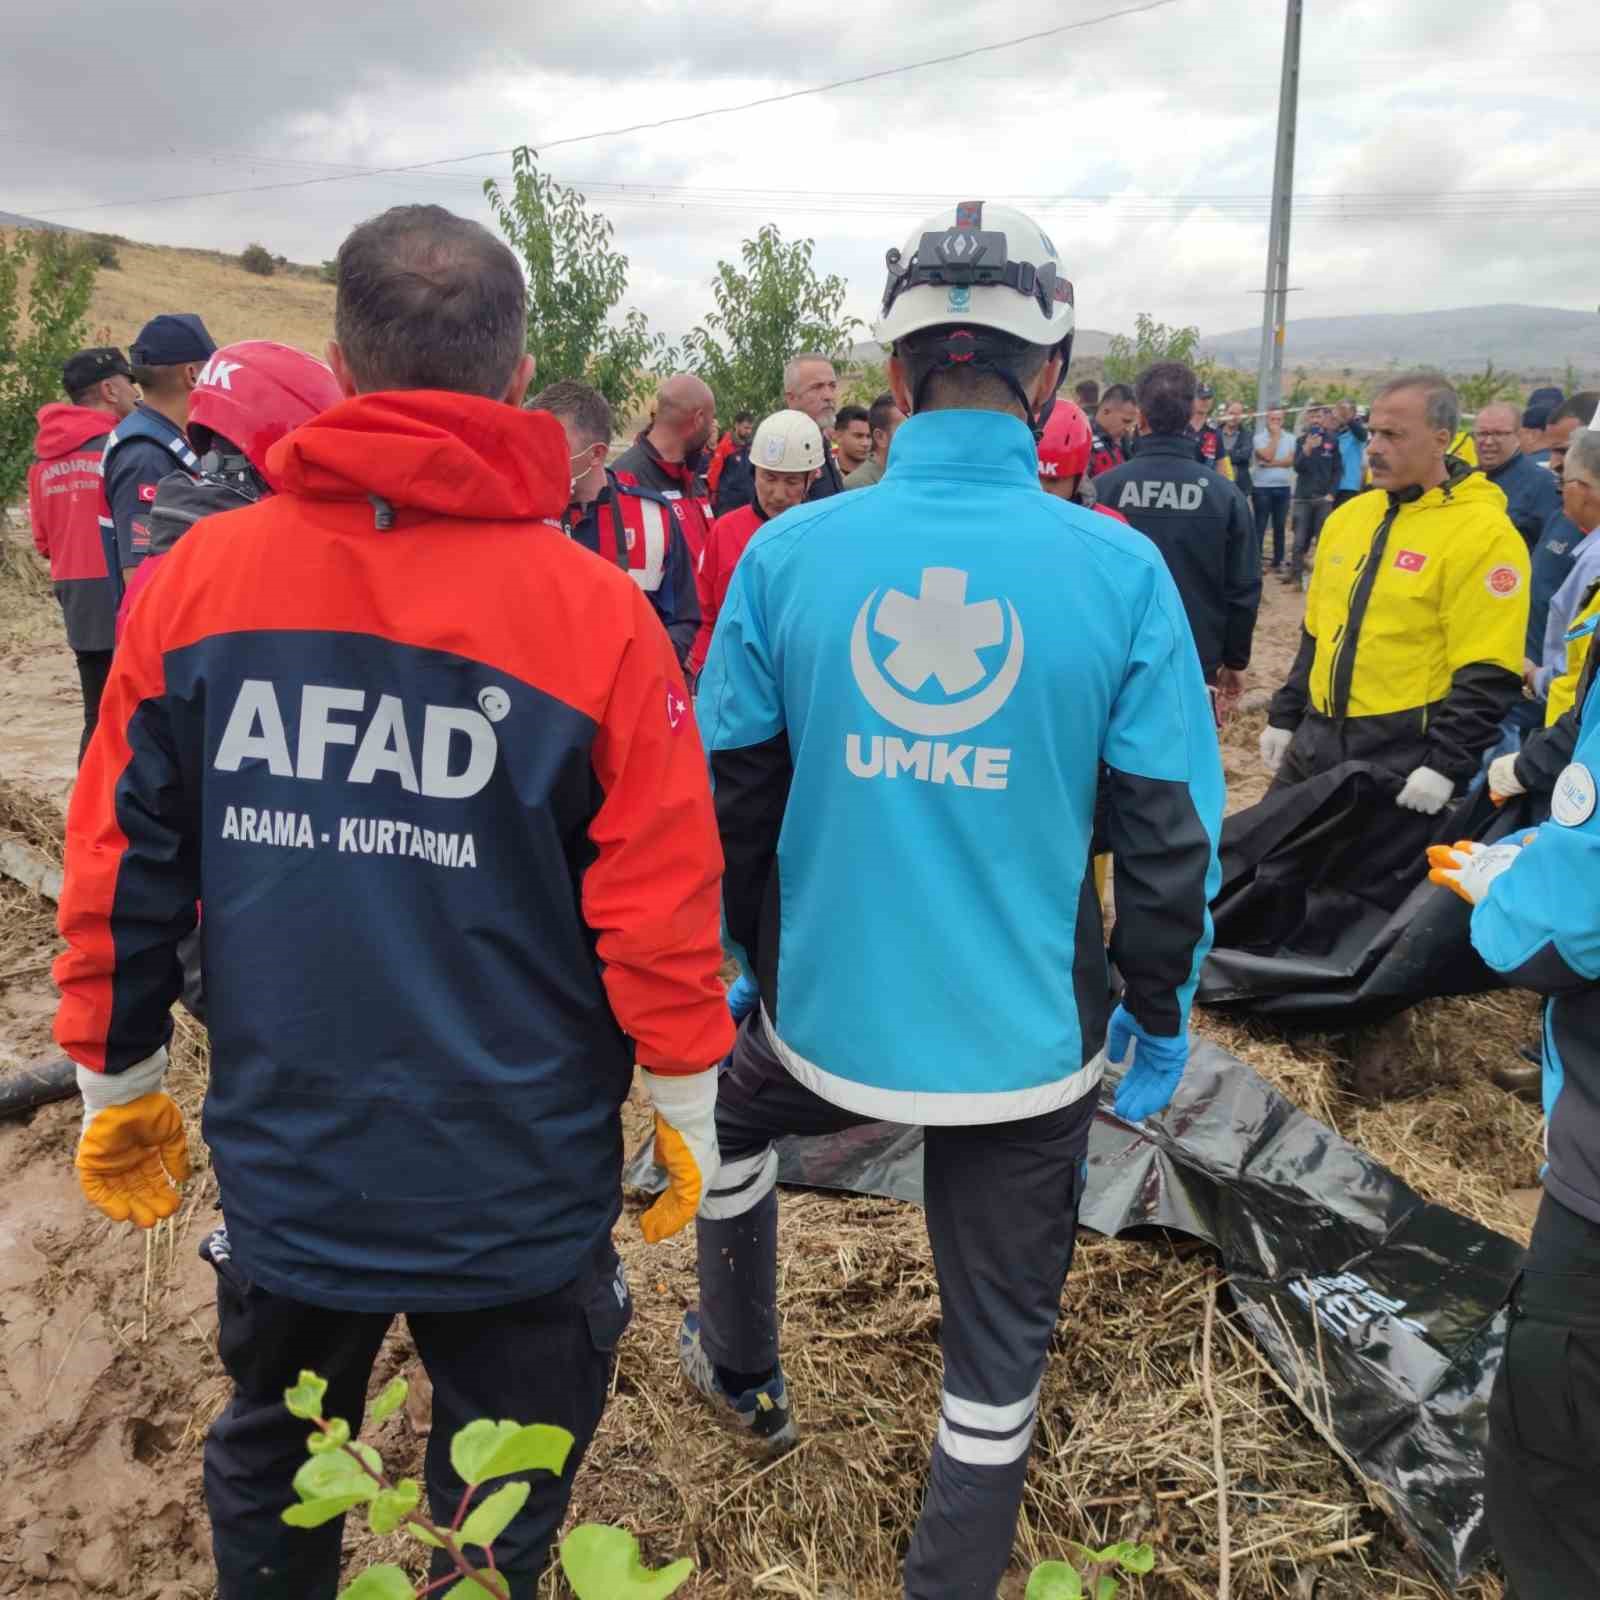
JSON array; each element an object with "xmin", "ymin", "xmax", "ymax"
[{"xmin": 569, "ymin": 447, "xmax": 599, "ymax": 501}]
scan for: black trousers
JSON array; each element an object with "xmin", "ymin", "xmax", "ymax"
[
  {"xmin": 1487, "ymin": 1192, "xmax": 1600, "ymax": 1600},
  {"xmin": 74, "ymin": 647, "xmax": 112, "ymax": 765},
  {"xmin": 1253, "ymin": 486, "xmax": 1290, "ymax": 567},
  {"xmin": 697, "ymin": 1019, "xmax": 1096, "ymax": 1599},
  {"xmin": 202, "ymin": 1231, "xmax": 629, "ymax": 1599}
]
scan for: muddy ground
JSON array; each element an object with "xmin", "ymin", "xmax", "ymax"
[{"xmin": 0, "ymin": 528, "xmax": 1530, "ymax": 1599}]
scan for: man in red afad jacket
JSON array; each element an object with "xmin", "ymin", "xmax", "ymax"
[
  {"xmin": 691, "ymin": 409, "xmax": 823, "ymax": 675},
  {"xmin": 54, "ymin": 204, "xmax": 733, "ymax": 1600},
  {"xmin": 28, "ymin": 347, "xmax": 138, "ymax": 759}
]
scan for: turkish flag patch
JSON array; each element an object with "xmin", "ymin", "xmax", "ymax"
[
  {"xmin": 1393, "ymin": 549, "xmax": 1427, "ymax": 572},
  {"xmin": 137, "ymin": 482, "xmax": 159, "ymax": 503},
  {"xmin": 666, "ymin": 688, "xmax": 689, "ymax": 733}
]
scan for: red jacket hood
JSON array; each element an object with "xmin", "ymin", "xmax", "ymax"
[
  {"xmin": 33, "ymin": 403, "xmax": 117, "ymax": 460},
  {"xmin": 265, "ymin": 390, "xmax": 570, "ymax": 521}
]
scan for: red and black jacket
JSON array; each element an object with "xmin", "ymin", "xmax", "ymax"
[
  {"xmin": 27, "ymin": 403, "xmax": 118, "ymax": 652},
  {"xmin": 567, "ymin": 467, "xmax": 700, "ymax": 669},
  {"xmin": 55, "ymin": 390, "xmax": 732, "ymax": 1312},
  {"xmin": 612, "ymin": 434, "xmax": 715, "ymax": 564}
]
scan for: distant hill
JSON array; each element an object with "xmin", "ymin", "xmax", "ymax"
[
  {"xmin": 0, "ymin": 210, "xmax": 75, "ymax": 232},
  {"xmin": 4, "ymin": 227, "xmax": 335, "ymax": 356},
  {"xmin": 1202, "ymin": 304, "xmax": 1600, "ymax": 377}
]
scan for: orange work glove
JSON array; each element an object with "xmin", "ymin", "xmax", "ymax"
[
  {"xmin": 76, "ymin": 1090, "xmax": 190, "ymax": 1228},
  {"xmin": 638, "ymin": 1067, "xmax": 720, "ymax": 1244}
]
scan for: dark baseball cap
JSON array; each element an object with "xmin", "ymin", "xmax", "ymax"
[
  {"xmin": 130, "ymin": 313, "xmax": 217, "ymax": 367},
  {"xmin": 1528, "ymin": 386, "xmax": 1565, "ymax": 411},
  {"xmin": 1196, "ymin": 382, "xmax": 1215, "ymax": 399},
  {"xmin": 1523, "ymin": 404, "xmax": 1554, "ymax": 430},
  {"xmin": 62, "ymin": 346, "xmax": 133, "ymax": 393}
]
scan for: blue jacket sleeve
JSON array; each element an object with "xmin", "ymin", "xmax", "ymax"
[
  {"xmin": 1473, "ymin": 682, "xmax": 1600, "ymax": 994},
  {"xmin": 1102, "ymin": 564, "xmax": 1225, "ymax": 1035},
  {"xmin": 695, "ymin": 544, "xmax": 791, "ymax": 972},
  {"xmin": 105, "ymin": 440, "xmax": 168, "ymax": 570}
]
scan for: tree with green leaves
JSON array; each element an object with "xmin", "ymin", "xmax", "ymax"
[
  {"xmin": 484, "ymin": 148, "xmax": 666, "ymax": 420},
  {"xmin": 0, "ymin": 229, "xmax": 100, "ymax": 514},
  {"xmin": 1102, "ymin": 315, "xmax": 1200, "ymax": 387},
  {"xmin": 677, "ymin": 225, "xmax": 857, "ymax": 423},
  {"xmin": 1455, "ymin": 359, "xmax": 1520, "ymax": 414}
]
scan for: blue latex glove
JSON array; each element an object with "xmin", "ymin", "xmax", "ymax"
[
  {"xmin": 1105, "ymin": 1003, "xmax": 1189, "ymax": 1123},
  {"xmin": 727, "ymin": 971, "xmax": 760, "ymax": 1023}
]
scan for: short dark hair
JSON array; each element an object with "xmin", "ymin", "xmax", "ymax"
[
  {"xmin": 1074, "ymin": 379, "xmax": 1100, "ymax": 406},
  {"xmin": 835, "ymin": 404, "xmax": 869, "ymax": 431},
  {"xmin": 1551, "ymin": 391, "xmax": 1600, "ymax": 428},
  {"xmin": 734, "ymin": 410, "xmax": 754, "ymax": 424},
  {"xmin": 68, "ymin": 381, "xmax": 103, "ymax": 407},
  {"xmin": 1372, "ymin": 371, "xmax": 1459, "ymax": 436},
  {"xmin": 1135, "ymin": 362, "xmax": 1197, "ymax": 436},
  {"xmin": 335, "ymin": 204, "xmax": 526, "ymax": 398},
  {"xmin": 530, "ymin": 379, "xmax": 612, "ymax": 448},
  {"xmin": 868, "ymin": 391, "xmax": 900, "ymax": 437},
  {"xmin": 898, "ymin": 326, "xmax": 1051, "ymax": 415},
  {"xmin": 1099, "ymin": 383, "xmax": 1135, "ymax": 407}
]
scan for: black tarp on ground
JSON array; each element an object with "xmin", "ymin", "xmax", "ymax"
[
  {"xmin": 1196, "ymin": 761, "xmax": 1536, "ymax": 1030},
  {"xmin": 626, "ymin": 1040, "xmax": 1521, "ymax": 1589}
]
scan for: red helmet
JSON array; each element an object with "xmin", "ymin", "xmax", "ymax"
[
  {"xmin": 187, "ymin": 341, "xmax": 343, "ymax": 487},
  {"xmin": 1037, "ymin": 400, "xmax": 1092, "ymax": 482}
]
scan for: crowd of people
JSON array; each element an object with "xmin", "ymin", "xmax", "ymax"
[{"xmin": 20, "ymin": 195, "xmax": 1600, "ymax": 1600}]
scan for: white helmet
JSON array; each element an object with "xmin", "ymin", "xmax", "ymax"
[
  {"xmin": 750, "ymin": 409, "xmax": 824, "ymax": 473},
  {"xmin": 874, "ymin": 201, "xmax": 1074, "ymax": 353}
]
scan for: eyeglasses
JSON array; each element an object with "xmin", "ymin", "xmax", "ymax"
[{"xmin": 1473, "ymin": 430, "xmax": 1517, "ymax": 441}]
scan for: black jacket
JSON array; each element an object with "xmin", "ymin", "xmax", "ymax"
[
  {"xmin": 713, "ymin": 444, "xmax": 755, "ymax": 516},
  {"xmin": 1488, "ymin": 451, "xmax": 1562, "ymax": 552},
  {"xmin": 806, "ymin": 441, "xmax": 846, "ymax": 501},
  {"xmin": 1293, "ymin": 427, "xmax": 1343, "ymax": 500},
  {"xmin": 1094, "ymin": 434, "xmax": 1262, "ymax": 676}
]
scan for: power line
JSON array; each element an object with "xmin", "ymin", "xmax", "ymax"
[{"xmin": 25, "ymin": 0, "xmax": 1180, "ymax": 218}]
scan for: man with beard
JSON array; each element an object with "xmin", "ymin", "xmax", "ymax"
[
  {"xmin": 783, "ymin": 352, "xmax": 847, "ymax": 499},
  {"xmin": 613, "ymin": 372, "xmax": 718, "ymax": 563}
]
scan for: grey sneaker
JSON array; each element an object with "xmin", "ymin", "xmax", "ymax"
[{"xmin": 679, "ymin": 1311, "xmax": 798, "ymax": 1453}]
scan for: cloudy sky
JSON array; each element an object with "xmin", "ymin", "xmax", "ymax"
[{"xmin": 5, "ymin": 0, "xmax": 1597, "ymax": 345}]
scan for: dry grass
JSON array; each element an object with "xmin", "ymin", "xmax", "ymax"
[
  {"xmin": 7, "ymin": 227, "xmax": 335, "ymax": 358},
  {"xmin": 0, "ymin": 520, "xmax": 56, "ymax": 651}
]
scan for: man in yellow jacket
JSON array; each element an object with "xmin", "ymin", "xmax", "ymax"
[{"xmin": 1260, "ymin": 372, "xmax": 1530, "ymax": 814}]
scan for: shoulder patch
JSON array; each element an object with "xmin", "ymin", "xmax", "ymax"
[
  {"xmin": 1552, "ymin": 763, "xmax": 1597, "ymax": 828},
  {"xmin": 1485, "ymin": 564, "xmax": 1522, "ymax": 598}
]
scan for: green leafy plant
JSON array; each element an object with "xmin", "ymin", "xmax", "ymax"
[
  {"xmin": 676, "ymin": 223, "xmax": 858, "ymax": 423},
  {"xmin": 240, "ymin": 242, "xmax": 277, "ymax": 277},
  {"xmin": 1455, "ymin": 358, "xmax": 1519, "ymax": 414},
  {"xmin": 321, "ymin": 259, "xmax": 339, "ymax": 285},
  {"xmin": 0, "ymin": 228, "xmax": 100, "ymax": 513},
  {"xmin": 485, "ymin": 147, "xmax": 668, "ymax": 418},
  {"xmin": 1026, "ymin": 1540, "xmax": 1155, "ymax": 1600},
  {"xmin": 1102, "ymin": 314, "xmax": 1200, "ymax": 387},
  {"xmin": 281, "ymin": 1371, "xmax": 691, "ymax": 1599}
]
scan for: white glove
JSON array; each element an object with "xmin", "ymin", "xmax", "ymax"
[
  {"xmin": 1260, "ymin": 726, "xmax": 1293, "ymax": 774},
  {"xmin": 1487, "ymin": 753, "xmax": 1526, "ymax": 804},
  {"xmin": 637, "ymin": 1068, "xmax": 721, "ymax": 1244},
  {"xmin": 1396, "ymin": 765, "xmax": 1454, "ymax": 814},
  {"xmin": 1426, "ymin": 836, "xmax": 1536, "ymax": 906}
]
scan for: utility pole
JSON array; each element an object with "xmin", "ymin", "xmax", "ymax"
[{"xmin": 1256, "ymin": 0, "xmax": 1303, "ymax": 412}]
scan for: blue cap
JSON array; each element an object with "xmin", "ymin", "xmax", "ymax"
[{"xmin": 130, "ymin": 313, "xmax": 217, "ymax": 367}]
